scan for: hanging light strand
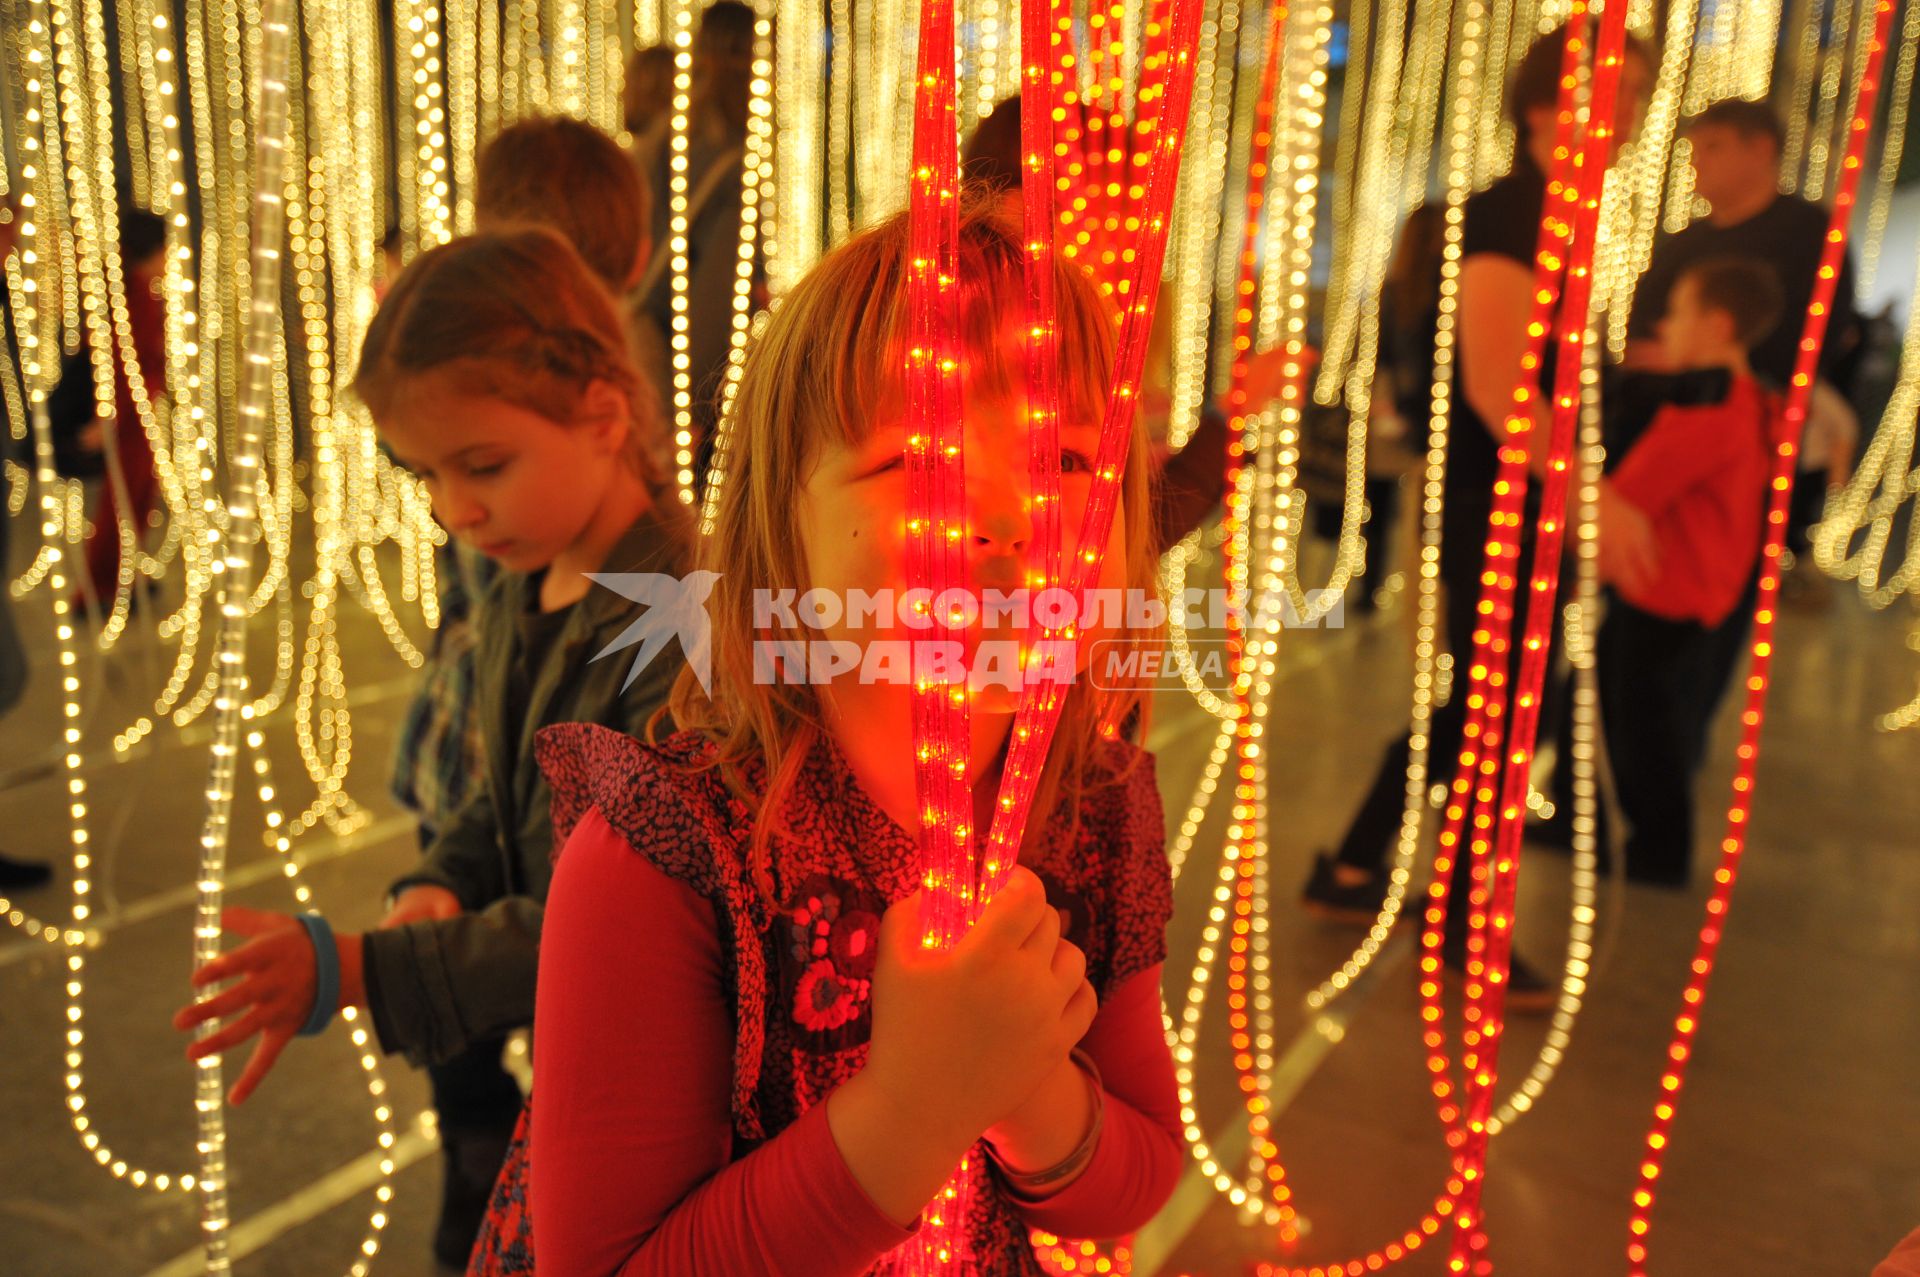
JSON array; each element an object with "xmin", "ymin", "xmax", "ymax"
[{"xmin": 1627, "ymin": 6, "xmax": 1895, "ymax": 1268}]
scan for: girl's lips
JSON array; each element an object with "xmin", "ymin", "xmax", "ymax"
[{"xmin": 477, "ymin": 539, "xmax": 515, "ymax": 557}]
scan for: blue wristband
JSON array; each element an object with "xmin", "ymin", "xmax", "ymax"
[{"xmin": 295, "ymin": 913, "xmax": 340, "ymax": 1038}]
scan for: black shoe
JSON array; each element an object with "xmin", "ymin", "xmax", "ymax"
[
  {"xmin": 1438, "ymin": 937, "xmax": 1558, "ymax": 1016},
  {"xmin": 0, "ymin": 855, "xmax": 53, "ymax": 891},
  {"xmin": 1300, "ymin": 853, "xmax": 1390, "ymax": 928}
]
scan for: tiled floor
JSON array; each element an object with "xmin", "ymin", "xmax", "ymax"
[{"xmin": 2, "ymin": 534, "xmax": 1916, "ymax": 1276}]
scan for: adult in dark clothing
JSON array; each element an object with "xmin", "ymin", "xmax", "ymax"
[
  {"xmin": 1622, "ymin": 98, "xmax": 1859, "ymax": 748},
  {"xmin": 1299, "ymin": 26, "xmax": 1656, "ymax": 1007},
  {"xmin": 633, "ymin": 0, "xmax": 761, "ymax": 488},
  {"xmin": 1626, "ymin": 99, "xmax": 1857, "ymax": 391}
]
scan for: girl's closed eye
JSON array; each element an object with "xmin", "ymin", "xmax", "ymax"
[{"xmin": 861, "ymin": 452, "xmax": 906, "ymax": 480}]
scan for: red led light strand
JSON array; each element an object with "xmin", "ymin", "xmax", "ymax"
[
  {"xmin": 981, "ymin": 0, "xmax": 1204, "ymax": 884},
  {"xmin": 1624, "ymin": 3, "xmax": 1896, "ymax": 1270},
  {"xmin": 1057, "ymin": 0, "xmax": 1178, "ymax": 291},
  {"xmin": 902, "ymin": 0, "xmax": 973, "ymax": 1264},
  {"xmin": 1022, "ymin": 0, "xmax": 1067, "ymax": 626},
  {"xmin": 905, "ymin": 0, "xmax": 970, "ymax": 944},
  {"xmin": 1449, "ymin": 7, "xmax": 1633, "ymax": 1268}
]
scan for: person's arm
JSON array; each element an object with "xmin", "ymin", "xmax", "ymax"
[
  {"xmin": 1608, "ymin": 405, "xmax": 1741, "ymax": 520},
  {"xmin": 990, "ymin": 965, "xmax": 1182, "ymax": 1238},
  {"xmin": 389, "ymin": 784, "xmax": 508, "ymax": 910},
  {"xmin": 1151, "ymin": 405, "xmax": 1230, "ymax": 552},
  {"xmin": 533, "ymin": 809, "xmax": 916, "ymax": 1277},
  {"xmin": 360, "ymin": 896, "xmax": 542, "ymax": 1066},
  {"xmin": 1457, "ymin": 254, "xmax": 1553, "ymax": 473}
]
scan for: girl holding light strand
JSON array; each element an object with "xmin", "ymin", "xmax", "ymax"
[{"xmin": 470, "ymin": 200, "xmax": 1184, "ymax": 1275}]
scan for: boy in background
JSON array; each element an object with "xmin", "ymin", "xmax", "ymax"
[{"xmin": 1599, "ymin": 257, "xmax": 1783, "ymax": 887}]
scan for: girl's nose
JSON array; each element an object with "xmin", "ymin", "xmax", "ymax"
[
  {"xmin": 434, "ymin": 484, "xmax": 487, "ymax": 533},
  {"xmin": 968, "ymin": 472, "xmax": 1032, "ymax": 558}
]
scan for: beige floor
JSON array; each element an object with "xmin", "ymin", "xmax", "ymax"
[{"xmin": 1, "ymin": 534, "xmax": 1915, "ymax": 1276}]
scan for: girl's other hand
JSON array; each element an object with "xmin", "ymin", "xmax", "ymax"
[
  {"xmin": 864, "ymin": 867, "xmax": 1095, "ymax": 1150},
  {"xmin": 171, "ymin": 905, "xmax": 365, "ymax": 1105},
  {"xmin": 379, "ymin": 883, "xmax": 462, "ymax": 929}
]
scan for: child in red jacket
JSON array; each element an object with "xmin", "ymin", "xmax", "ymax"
[{"xmin": 1598, "ymin": 257, "xmax": 1784, "ymax": 886}]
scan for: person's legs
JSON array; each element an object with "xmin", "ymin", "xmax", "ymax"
[
  {"xmin": 428, "ymin": 1038, "xmax": 525, "ymax": 1269},
  {"xmin": 1599, "ymin": 604, "xmax": 1700, "ymax": 887},
  {"xmin": 1327, "ymin": 561, "xmax": 1479, "ymax": 873},
  {"xmin": 1355, "ymin": 476, "xmax": 1400, "ymax": 612},
  {"xmin": 81, "ymin": 418, "xmax": 159, "ymax": 603}
]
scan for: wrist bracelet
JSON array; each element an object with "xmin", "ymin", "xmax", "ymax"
[
  {"xmin": 295, "ymin": 913, "xmax": 340, "ymax": 1038},
  {"xmin": 989, "ymin": 1049, "xmax": 1106, "ymax": 1201}
]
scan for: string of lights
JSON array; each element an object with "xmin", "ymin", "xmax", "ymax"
[
  {"xmin": 1856, "ymin": 0, "xmax": 1919, "ymax": 287},
  {"xmin": 1628, "ymin": 4, "xmax": 1895, "ymax": 1267},
  {"xmin": 1811, "ymin": 247, "xmax": 1920, "ymax": 607}
]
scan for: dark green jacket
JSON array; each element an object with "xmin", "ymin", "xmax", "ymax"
[{"xmin": 363, "ymin": 507, "xmax": 686, "ymax": 1066}]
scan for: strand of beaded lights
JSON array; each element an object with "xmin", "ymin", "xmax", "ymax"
[
  {"xmin": 1801, "ymin": 0, "xmax": 1867, "ymax": 201},
  {"xmin": 1162, "ymin": 0, "xmax": 1231, "ymax": 451},
  {"xmin": 899, "ymin": 0, "xmax": 976, "ymax": 1264},
  {"xmin": 1779, "ymin": 0, "xmax": 1823, "ymax": 193},
  {"xmin": 184, "ymin": 0, "xmax": 294, "ymax": 1260},
  {"xmin": 696, "ymin": 0, "xmax": 776, "ymax": 535},
  {"xmin": 1811, "ymin": 246, "xmax": 1920, "ymax": 609},
  {"xmin": 979, "ymin": 0, "xmax": 1201, "ymax": 893},
  {"xmin": 1627, "ymin": 3, "xmax": 1895, "ymax": 1266},
  {"xmin": 1187, "ymin": 0, "xmax": 1299, "ymax": 1224},
  {"xmin": 0, "ymin": 0, "xmax": 98, "ymax": 959},
  {"xmin": 661, "ymin": 0, "xmax": 705, "ymax": 506},
  {"xmin": 1855, "ymin": 0, "xmax": 1919, "ymax": 287},
  {"xmin": 3, "ymin": 7, "xmax": 407, "ymax": 1251},
  {"xmin": 1446, "ymin": 11, "xmax": 1632, "ymax": 1261},
  {"xmin": 1305, "ymin": 0, "xmax": 1487, "ymax": 1010}
]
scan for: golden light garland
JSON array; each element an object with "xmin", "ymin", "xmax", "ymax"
[
  {"xmin": 1812, "ymin": 243, "xmax": 1920, "ymax": 612},
  {"xmin": 1856, "ymin": 0, "xmax": 1920, "ymax": 287},
  {"xmin": 664, "ymin": 0, "xmax": 699, "ymax": 504},
  {"xmin": 0, "ymin": 4, "xmax": 1909, "ymax": 1275}
]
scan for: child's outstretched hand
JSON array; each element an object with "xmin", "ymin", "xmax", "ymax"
[
  {"xmin": 827, "ymin": 867, "xmax": 1094, "ymax": 1225},
  {"xmin": 171, "ymin": 906, "xmax": 364, "ymax": 1106}
]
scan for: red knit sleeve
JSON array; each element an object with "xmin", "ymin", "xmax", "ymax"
[
  {"xmin": 1007, "ymin": 964, "xmax": 1183, "ymax": 1238},
  {"xmin": 532, "ymin": 808, "xmax": 916, "ymax": 1277}
]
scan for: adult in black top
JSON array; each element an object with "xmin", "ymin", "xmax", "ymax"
[
  {"xmin": 1300, "ymin": 25, "xmax": 1654, "ymax": 1003},
  {"xmin": 1627, "ymin": 99, "xmax": 1859, "ymax": 392}
]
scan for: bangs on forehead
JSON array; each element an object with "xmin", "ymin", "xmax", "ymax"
[{"xmin": 819, "ymin": 207, "xmax": 1117, "ymax": 450}]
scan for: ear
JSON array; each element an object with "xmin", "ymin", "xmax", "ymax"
[
  {"xmin": 1524, "ymin": 105, "xmax": 1558, "ymax": 149},
  {"xmin": 577, "ymin": 379, "xmax": 632, "ymax": 456}
]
